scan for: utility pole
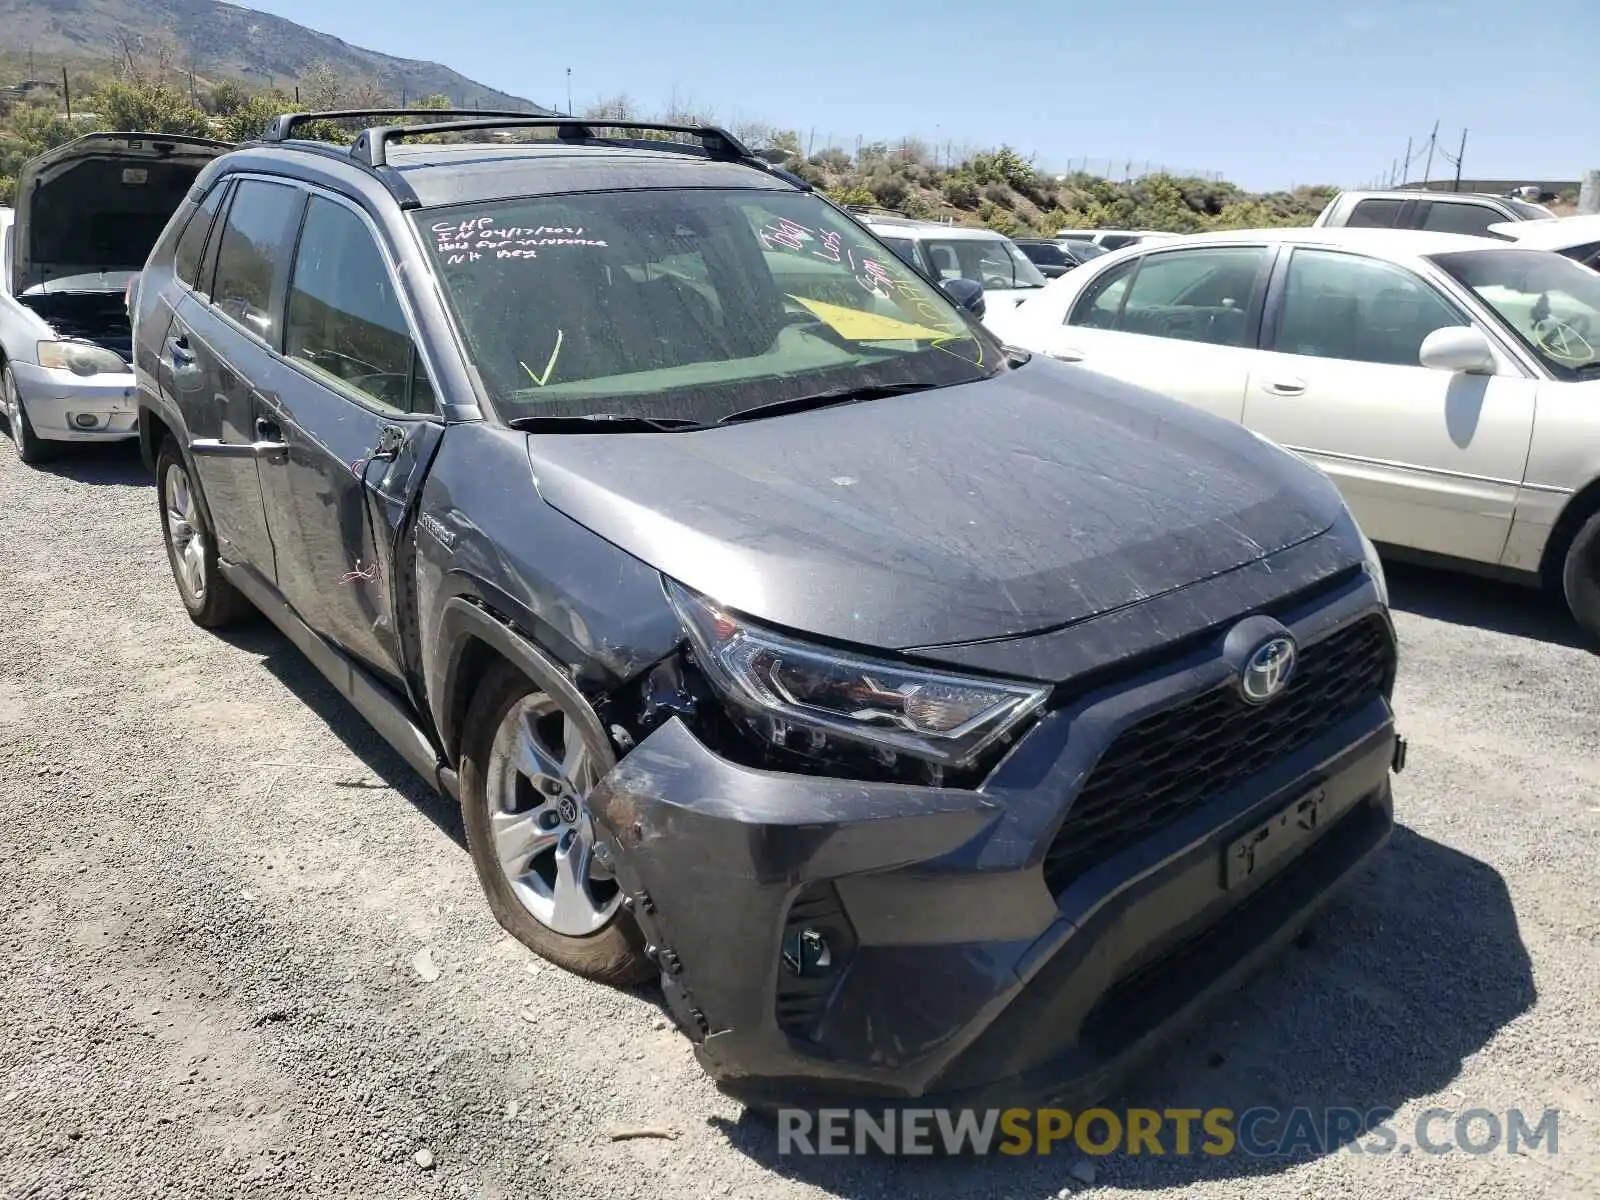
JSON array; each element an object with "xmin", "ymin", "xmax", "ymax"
[
  {"xmin": 1421, "ymin": 119, "xmax": 1439, "ymax": 185},
  {"xmin": 1402, "ymin": 136, "xmax": 1412, "ymax": 185},
  {"xmin": 61, "ymin": 67, "xmax": 70, "ymax": 119},
  {"xmin": 565, "ymin": 68, "xmax": 572, "ymax": 116},
  {"xmin": 1451, "ymin": 128, "xmax": 1467, "ymax": 191}
]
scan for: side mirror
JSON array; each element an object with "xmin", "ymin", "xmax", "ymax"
[
  {"xmin": 1419, "ymin": 326, "xmax": 1496, "ymax": 374},
  {"xmin": 939, "ymin": 277, "xmax": 986, "ymax": 320}
]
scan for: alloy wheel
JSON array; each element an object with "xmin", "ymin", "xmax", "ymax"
[
  {"xmin": 484, "ymin": 694, "xmax": 621, "ymax": 936},
  {"xmin": 163, "ymin": 462, "xmax": 207, "ymax": 602}
]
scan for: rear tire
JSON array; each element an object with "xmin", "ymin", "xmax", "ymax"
[
  {"xmin": 1562, "ymin": 511, "xmax": 1600, "ymax": 647},
  {"xmin": 459, "ymin": 660, "xmax": 652, "ymax": 985},
  {"xmin": 4, "ymin": 364, "xmax": 57, "ymax": 466},
  {"xmin": 155, "ymin": 438, "xmax": 253, "ymax": 628}
]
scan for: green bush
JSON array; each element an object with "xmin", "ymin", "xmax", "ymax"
[
  {"xmin": 943, "ymin": 172, "xmax": 979, "ymax": 208},
  {"xmin": 823, "ymin": 185, "xmax": 875, "ymax": 207}
]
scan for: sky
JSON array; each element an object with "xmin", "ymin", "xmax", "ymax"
[{"xmin": 239, "ymin": 0, "xmax": 1596, "ymax": 192}]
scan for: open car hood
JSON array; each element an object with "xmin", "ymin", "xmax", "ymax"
[{"xmin": 11, "ymin": 132, "xmax": 232, "ymax": 296}]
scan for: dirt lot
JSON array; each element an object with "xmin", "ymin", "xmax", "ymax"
[{"xmin": 1, "ymin": 441, "xmax": 1597, "ymax": 1200}]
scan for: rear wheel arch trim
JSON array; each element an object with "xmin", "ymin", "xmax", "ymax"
[{"xmin": 433, "ymin": 597, "xmax": 609, "ymax": 772}]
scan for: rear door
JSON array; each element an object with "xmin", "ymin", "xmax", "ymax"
[
  {"xmin": 173, "ymin": 177, "xmax": 305, "ymax": 582},
  {"xmin": 255, "ymin": 191, "xmax": 444, "ymax": 690},
  {"xmin": 1242, "ymin": 245, "xmax": 1537, "ymax": 563},
  {"xmin": 1033, "ymin": 243, "xmax": 1275, "ymax": 423},
  {"xmin": 147, "ymin": 177, "xmax": 231, "ymax": 413}
]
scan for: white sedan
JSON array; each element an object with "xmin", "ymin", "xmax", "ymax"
[{"xmin": 986, "ymin": 226, "xmax": 1600, "ymax": 640}]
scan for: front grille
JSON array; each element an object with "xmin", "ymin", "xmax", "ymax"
[{"xmin": 1042, "ymin": 616, "xmax": 1394, "ymax": 893}]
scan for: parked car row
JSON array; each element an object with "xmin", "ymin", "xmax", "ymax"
[{"xmin": 5, "ymin": 112, "xmax": 1405, "ymax": 1113}]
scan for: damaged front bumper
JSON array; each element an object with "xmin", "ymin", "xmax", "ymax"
[
  {"xmin": 588, "ymin": 570, "xmax": 1399, "ymax": 1110},
  {"xmin": 11, "ymin": 361, "xmax": 139, "ymax": 441}
]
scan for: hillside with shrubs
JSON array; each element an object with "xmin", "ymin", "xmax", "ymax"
[{"xmin": 0, "ymin": 63, "xmax": 1337, "ymax": 232}]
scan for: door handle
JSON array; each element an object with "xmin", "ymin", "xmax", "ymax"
[
  {"xmin": 1262, "ymin": 378, "xmax": 1307, "ymax": 396},
  {"xmin": 1048, "ymin": 348, "xmax": 1085, "ymax": 363},
  {"xmin": 167, "ymin": 334, "xmax": 195, "ymax": 365}
]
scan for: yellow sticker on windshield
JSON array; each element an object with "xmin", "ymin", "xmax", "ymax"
[{"xmin": 787, "ymin": 294, "xmax": 956, "ymax": 342}]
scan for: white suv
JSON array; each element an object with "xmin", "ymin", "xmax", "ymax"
[
  {"xmin": 1313, "ymin": 189, "xmax": 1555, "ymax": 237},
  {"xmin": 856, "ymin": 215, "xmax": 1048, "ymax": 312}
]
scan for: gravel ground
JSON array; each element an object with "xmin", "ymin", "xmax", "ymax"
[{"xmin": 1, "ymin": 439, "xmax": 1596, "ymax": 1200}]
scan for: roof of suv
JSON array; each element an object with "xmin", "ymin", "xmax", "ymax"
[
  {"xmin": 226, "ymin": 112, "xmax": 810, "ymax": 210},
  {"xmin": 381, "ymin": 142, "xmax": 793, "ymax": 206}
]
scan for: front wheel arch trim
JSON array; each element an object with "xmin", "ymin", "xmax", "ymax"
[{"xmin": 433, "ymin": 597, "xmax": 610, "ymax": 776}]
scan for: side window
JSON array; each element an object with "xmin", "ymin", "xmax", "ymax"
[
  {"xmin": 877, "ymin": 236, "xmax": 919, "ymax": 269},
  {"xmin": 1070, "ymin": 258, "xmax": 1138, "ymax": 328},
  {"xmin": 210, "ymin": 180, "xmax": 302, "ymax": 341},
  {"xmin": 1104, "ymin": 246, "xmax": 1267, "ymax": 347},
  {"xmin": 1419, "ymin": 201, "xmax": 1499, "ymax": 237},
  {"xmin": 1346, "ymin": 198, "xmax": 1404, "ymax": 228},
  {"xmin": 1558, "ymin": 241, "xmax": 1600, "ymax": 272},
  {"xmin": 1272, "ymin": 248, "xmax": 1469, "ymax": 366},
  {"xmin": 173, "ymin": 183, "xmax": 228, "ymax": 290},
  {"xmin": 284, "ymin": 196, "xmax": 436, "ymax": 414}
]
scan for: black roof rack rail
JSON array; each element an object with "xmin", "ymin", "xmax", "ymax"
[
  {"xmin": 349, "ymin": 117, "xmax": 755, "ymax": 169},
  {"xmin": 261, "ymin": 108, "xmax": 547, "ymax": 143}
]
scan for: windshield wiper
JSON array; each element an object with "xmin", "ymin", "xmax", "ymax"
[
  {"xmin": 1571, "ymin": 361, "xmax": 1600, "ymax": 375},
  {"xmin": 508, "ymin": 413, "xmax": 706, "ymax": 433},
  {"xmin": 717, "ymin": 382, "xmax": 943, "ymax": 425}
]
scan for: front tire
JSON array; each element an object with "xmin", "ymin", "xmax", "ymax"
[
  {"xmin": 459, "ymin": 660, "xmax": 651, "ymax": 984},
  {"xmin": 1561, "ymin": 511, "xmax": 1600, "ymax": 647},
  {"xmin": 155, "ymin": 438, "xmax": 253, "ymax": 628},
  {"xmin": 4, "ymin": 364, "xmax": 57, "ymax": 465}
]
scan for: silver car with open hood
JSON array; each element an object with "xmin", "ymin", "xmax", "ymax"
[{"xmin": 2, "ymin": 132, "xmax": 231, "ymax": 463}]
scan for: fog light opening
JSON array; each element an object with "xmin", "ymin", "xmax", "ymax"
[
  {"xmin": 71, "ymin": 413, "xmax": 101, "ymax": 430},
  {"xmin": 781, "ymin": 927, "xmax": 833, "ymax": 977}
]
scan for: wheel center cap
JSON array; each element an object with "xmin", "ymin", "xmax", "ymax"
[{"xmin": 557, "ymin": 795, "xmax": 580, "ymax": 825}]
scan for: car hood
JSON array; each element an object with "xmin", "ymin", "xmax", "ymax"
[
  {"xmin": 11, "ymin": 132, "xmax": 231, "ymax": 296},
  {"xmin": 523, "ymin": 359, "xmax": 1346, "ymax": 655}
]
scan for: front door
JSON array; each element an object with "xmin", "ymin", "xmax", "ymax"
[
  {"xmin": 1039, "ymin": 243, "xmax": 1275, "ymax": 424},
  {"xmin": 254, "ymin": 193, "xmax": 444, "ymax": 690},
  {"xmin": 1243, "ymin": 245, "xmax": 1537, "ymax": 564}
]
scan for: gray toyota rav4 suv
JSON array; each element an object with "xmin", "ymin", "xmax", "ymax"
[{"xmin": 131, "ymin": 110, "xmax": 1405, "ymax": 1111}]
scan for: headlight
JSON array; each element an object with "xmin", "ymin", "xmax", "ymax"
[
  {"xmin": 38, "ymin": 340, "xmax": 126, "ymax": 377},
  {"xmin": 666, "ymin": 580, "xmax": 1048, "ymax": 770},
  {"xmin": 1357, "ymin": 522, "xmax": 1389, "ymax": 607}
]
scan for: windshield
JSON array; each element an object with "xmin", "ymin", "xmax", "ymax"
[
  {"xmin": 1507, "ymin": 198, "xmax": 1557, "ymax": 220},
  {"xmin": 919, "ymin": 236, "xmax": 1049, "ymax": 290},
  {"xmin": 1431, "ymin": 248, "xmax": 1600, "ymax": 378},
  {"xmin": 413, "ymin": 189, "xmax": 999, "ymax": 424}
]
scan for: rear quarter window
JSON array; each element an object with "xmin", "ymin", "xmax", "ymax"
[{"xmin": 173, "ymin": 182, "xmax": 229, "ymax": 290}]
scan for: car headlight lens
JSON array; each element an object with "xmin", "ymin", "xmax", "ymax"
[
  {"xmin": 38, "ymin": 340, "xmax": 126, "ymax": 377},
  {"xmin": 1357, "ymin": 522, "xmax": 1388, "ymax": 607},
  {"xmin": 666, "ymin": 580, "xmax": 1049, "ymax": 769}
]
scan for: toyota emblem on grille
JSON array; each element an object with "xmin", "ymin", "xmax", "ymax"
[{"xmin": 1240, "ymin": 635, "xmax": 1297, "ymax": 704}]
